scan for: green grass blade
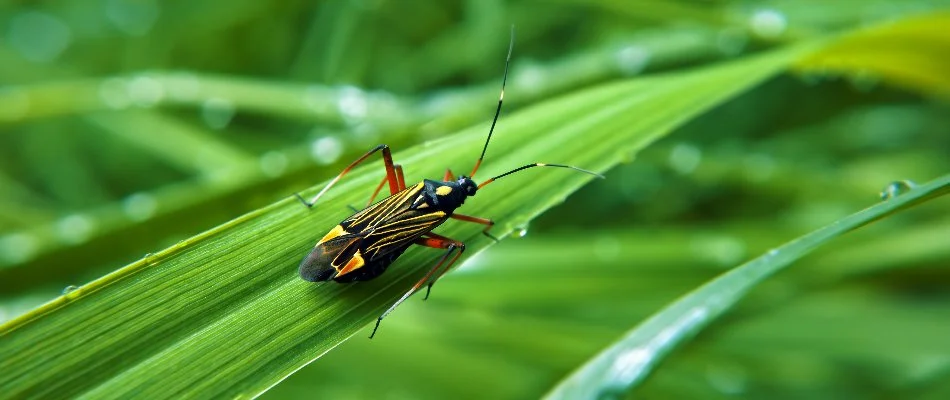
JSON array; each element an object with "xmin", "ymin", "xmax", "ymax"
[
  {"xmin": 544, "ymin": 174, "xmax": 950, "ymax": 400},
  {"xmin": 795, "ymin": 12, "xmax": 950, "ymax": 96},
  {"xmin": 0, "ymin": 43, "xmax": 814, "ymax": 399}
]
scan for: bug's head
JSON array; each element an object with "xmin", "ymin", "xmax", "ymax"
[{"xmin": 457, "ymin": 176, "xmax": 478, "ymax": 197}]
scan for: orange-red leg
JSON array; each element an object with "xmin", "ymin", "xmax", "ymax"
[
  {"xmin": 369, "ymin": 235, "xmax": 465, "ymax": 339},
  {"xmin": 451, "ymin": 213, "xmax": 498, "ymax": 241},
  {"xmin": 295, "ymin": 144, "xmax": 400, "ymax": 209},
  {"xmin": 443, "ymin": 169, "xmax": 454, "ymax": 181},
  {"xmin": 365, "ymin": 164, "xmax": 405, "ymax": 207}
]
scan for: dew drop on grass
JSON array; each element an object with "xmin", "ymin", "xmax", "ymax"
[
  {"xmin": 62, "ymin": 285, "xmax": 79, "ymax": 295},
  {"xmin": 99, "ymin": 78, "xmax": 132, "ymax": 109},
  {"xmin": 514, "ymin": 223, "xmax": 530, "ymax": 238},
  {"xmin": 201, "ymin": 97, "xmax": 236, "ymax": 130},
  {"xmin": 615, "ymin": 45, "xmax": 650, "ymax": 76},
  {"xmin": 128, "ymin": 75, "xmax": 165, "ymax": 107},
  {"xmin": 259, "ymin": 151, "xmax": 289, "ymax": 177},
  {"xmin": 336, "ymin": 86, "xmax": 368, "ymax": 123},
  {"xmin": 310, "ymin": 136, "xmax": 344, "ymax": 165},
  {"xmin": 56, "ymin": 214, "xmax": 95, "ymax": 245},
  {"xmin": 749, "ymin": 8, "xmax": 787, "ymax": 39},
  {"xmin": 669, "ymin": 143, "xmax": 702, "ymax": 175},
  {"xmin": 0, "ymin": 233, "xmax": 39, "ymax": 264},
  {"xmin": 880, "ymin": 180, "xmax": 916, "ymax": 200},
  {"xmin": 123, "ymin": 192, "xmax": 158, "ymax": 221}
]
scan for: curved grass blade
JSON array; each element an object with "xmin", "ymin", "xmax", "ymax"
[
  {"xmin": 544, "ymin": 174, "xmax": 950, "ymax": 400},
  {"xmin": 0, "ymin": 43, "xmax": 815, "ymax": 399},
  {"xmin": 794, "ymin": 12, "xmax": 950, "ymax": 96}
]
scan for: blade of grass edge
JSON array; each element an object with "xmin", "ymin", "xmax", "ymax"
[
  {"xmin": 544, "ymin": 174, "xmax": 950, "ymax": 400},
  {"xmin": 0, "ymin": 43, "xmax": 818, "ymax": 399}
]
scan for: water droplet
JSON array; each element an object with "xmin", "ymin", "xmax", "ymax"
[
  {"xmin": 105, "ymin": 0, "xmax": 160, "ymax": 36},
  {"xmin": 123, "ymin": 192, "xmax": 158, "ymax": 221},
  {"xmin": 880, "ymin": 180, "xmax": 916, "ymax": 200},
  {"xmin": 98, "ymin": 78, "xmax": 132, "ymax": 109},
  {"xmin": 0, "ymin": 233, "xmax": 39, "ymax": 264},
  {"xmin": 8, "ymin": 11, "xmax": 72, "ymax": 63},
  {"xmin": 62, "ymin": 285, "xmax": 79, "ymax": 295},
  {"xmin": 198, "ymin": 97, "xmax": 234, "ymax": 129},
  {"xmin": 513, "ymin": 223, "xmax": 530, "ymax": 238},
  {"xmin": 766, "ymin": 249, "xmax": 779, "ymax": 257},
  {"xmin": 310, "ymin": 136, "xmax": 344, "ymax": 165},
  {"xmin": 514, "ymin": 63, "xmax": 545, "ymax": 95},
  {"xmin": 128, "ymin": 75, "xmax": 164, "ymax": 107},
  {"xmin": 615, "ymin": 45, "xmax": 650, "ymax": 76},
  {"xmin": 259, "ymin": 151, "xmax": 289, "ymax": 177},
  {"xmin": 56, "ymin": 214, "xmax": 95, "ymax": 245},
  {"xmin": 336, "ymin": 86, "xmax": 368, "ymax": 122},
  {"xmin": 749, "ymin": 9, "xmax": 787, "ymax": 39},
  {"xmin": 668, "ymin": 143, "xmax": 702, "ymax": 175}
]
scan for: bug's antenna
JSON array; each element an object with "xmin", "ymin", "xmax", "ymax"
[
  {"xmin": 478, "ymin": 163, "xmax": 604, "ymax": 189},
  {"xmin": 469, "ymin": 25, "xmax": 514, "ymax": 179}
]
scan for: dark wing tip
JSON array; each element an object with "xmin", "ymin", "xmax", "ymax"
[{"xmin": 298, "ymin": 247, "xmax": 338, "ymax": 282}]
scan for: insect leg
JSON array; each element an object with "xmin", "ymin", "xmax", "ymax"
[
  {"xmin": 364, "ymin": 164, "xmax": 406, "ymax": 207},
  {"xmin": 450, "ymin": 213, "xmax": 498, "ymax": 242},
  {"xmin": 443, "ymin": 169, "xmax": 454, "ymax": 181},
  {"xmin": 295, "ymin": 144, "xmax": 400, "ymax": 208},
  {"xmin": 369, "ymin": 237, "xmax": 465, "ymax": 339},
  {"xmin": 417, "ymin": 233, "xmax": 467, "ymax": 298}
]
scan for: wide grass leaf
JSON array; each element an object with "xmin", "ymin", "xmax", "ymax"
[{"xmin": 0, "ymin": 43, "xmax": 813, "ymax": 398}]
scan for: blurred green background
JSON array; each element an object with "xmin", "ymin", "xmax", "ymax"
[{"xmin": 2, "ymin": 1, "xmax": 950, "ymax": 398}]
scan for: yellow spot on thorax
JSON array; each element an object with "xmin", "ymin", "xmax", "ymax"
[{"xmin": 435, "ymin": 186, "xmax": 453, "ymax": 196}]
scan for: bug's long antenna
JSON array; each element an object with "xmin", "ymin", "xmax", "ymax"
[
  {"xmin": 469, "ymin": 26, "xmax": 514, "ymax": 179},
  {"xmin": 478, "ymin": 163, "xmax": 604, "ymax": 189}
]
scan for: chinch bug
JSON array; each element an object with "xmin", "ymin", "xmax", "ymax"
[{"xmin": 295, "ymin": 31, "xmax": 603, "ymax": 338}]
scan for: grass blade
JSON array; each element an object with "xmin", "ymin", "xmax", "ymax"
[{"xmin": 544, "ymin": 174, "xmax": 950, "ymax": 399}]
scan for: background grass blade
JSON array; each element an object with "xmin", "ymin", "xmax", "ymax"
[
  {"xmin": 0, "ymin": 42, "xmax": 814, "ymax": 398},
  {"xmin": 544, "ymin": 174, "xmax": 950, "ymax": 400},
  {"xmin": 794, "ymin": 12, "xmax": 950, "ymax": 96}
]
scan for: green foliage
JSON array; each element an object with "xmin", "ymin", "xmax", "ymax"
[{"xmin": 1, "ymin": 1, "xmax": 949, "ymax": 399}]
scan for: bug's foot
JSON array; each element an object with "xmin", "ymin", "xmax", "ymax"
[
  {"xmin": 423, "ymin": 284, "xmax": 433, "ymax": 301},
  {"xmin": 369, "ymin": 317, "xmax": 382, "ymax": 339},
  {"xmin": 484, "ymin": 231, "xmax": 500, "ymax": 242},
  {"xmin": 346, "ymin": 204, "xmax": 359, "ymax": 212},
  {"xmin": 294, "ymin": 193, "xmax": 314, "ymax": 209}
]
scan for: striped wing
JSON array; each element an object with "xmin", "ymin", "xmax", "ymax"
[{"xmin": 341, "ymin": 183, "xmax": 448, "ymax": 261}]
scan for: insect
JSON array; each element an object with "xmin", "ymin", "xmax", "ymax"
[{"xmin": 295, "ymin": 32, "xmax": 603, "ymax": 338}]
